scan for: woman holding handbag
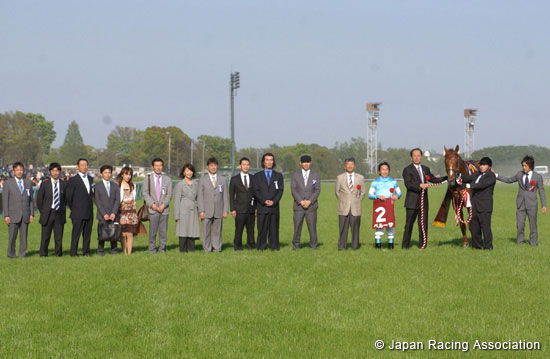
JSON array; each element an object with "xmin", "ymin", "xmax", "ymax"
[{"xmin": 117, "ymin": 167, "xmax": 140, "ymax": 254}]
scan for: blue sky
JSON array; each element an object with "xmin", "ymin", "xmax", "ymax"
[{"xmin": 1, "ymin": 1, "xmax": 549, "ymax": 152}]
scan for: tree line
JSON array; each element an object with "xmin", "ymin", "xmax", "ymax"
[{"xmin": 2, "ymin": 111, "xmax": 547, "ymax": 178}]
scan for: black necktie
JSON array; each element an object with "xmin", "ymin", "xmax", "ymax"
[
  {"xmin": 244, "ymin": 175, "xmax": 248, "ymax": 190},
  {"xmin": 524, "ymin": 173, "xmax": 529, "ymax": 188}
]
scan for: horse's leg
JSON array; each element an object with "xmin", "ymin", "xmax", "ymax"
[{"xmin": 460, "ymin": 209, "xmax": 469, "ymax": 247}]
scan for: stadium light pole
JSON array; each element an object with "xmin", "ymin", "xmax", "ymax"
[
  {"xmin": 199, "ymin": 140, "xmax": 205, "ymax": 172},
  {"xmin": 230, "ymin": 71, "xmax": 240, "ymax": 176},
  {"xmin": 366, "ymin": 102, "xmax": 381, "ymax": 174},
  {"xmin": 464, "ymin": 109, "xmax": 477, "ymax": 159},
  {"xmin": 166, "ymin": 131, "xmax": 172, "ymax": 174},
  {"xmin": 190, "ymin": 139, "xmax": 194, "ymax": 165}
]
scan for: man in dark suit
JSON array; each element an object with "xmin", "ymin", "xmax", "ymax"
[
  {"xmin": 495, "ymin": 155, "xmax": 547, "ymax": 246},
  {"xmin": 254, "ymin": 153, "xmax": 284, "ymax": 251},
  {"xmin": 2, "ymin": 162, "xmax": 34, "ymax": 258},
  {"xmin": 94, "ymin": 165, "xmax": 120, "ymax": 256},
  {"xmin": 459, "ymin": 157, "xmax": 496, "ymax": 249},
  {"xmin": 402, "ymin": 148, "xmax": 447, "ymax": 249},
  {"xmin": 66, "ymin": 158, "xmax": 94, "ymax": 256},
  {"xmin": 291, "ymin": 155, "xmax": 321, "ymax": 250},
  {"xmin": 36, "ymin": 162, "xmax": 67, "ymax": 257},
  {"xmin": 229, "ymin": 157, "xmax": 256, "ymax": 250}
]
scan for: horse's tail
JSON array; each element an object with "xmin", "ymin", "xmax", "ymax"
[{"xmin": 432, "ymin": 189, "xmax": 452, "ymax": 228}]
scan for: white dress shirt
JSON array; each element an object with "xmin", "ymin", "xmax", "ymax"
[
  {"xmin": 79, "ymin": 172, "xmax": 90, "ymax": 193},
  {"xmin": 240, "ymin": 172, "xmax": 250, "ymax": 188},
  {"xmin": 50, "ymin": 179, "xmax": 60, "ymax": 209},
  {"xmin": 302, "ymin": 169, "xmax": 310, "ymax": 187}
]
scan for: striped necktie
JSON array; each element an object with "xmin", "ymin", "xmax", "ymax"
[
  {"xmin": 18, "ymin": 180, "xmax": 24, "ymax": 194},
  {"xmin": 53, "ymin": 181, "xmax": 60, "ymax": 210},
  {"xmin": 348, "ymin": 174, "xmax": 353, "ymax": 191}
]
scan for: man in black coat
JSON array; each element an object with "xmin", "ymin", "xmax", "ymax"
[
  {"xmin": 459, "ymin": 157, "xmax": 496, "ymax": 249},
  {"xmin": 94, "ymin": 165, "xmax": 121, "ymax": 256},
  {"xmin": 253, "ymin": 153, "xmax": 284, "ymax": 251},
  {"xmin": 36, "ymin": 162, "xmax": 67, "ymax": 256},
  {"xmin": 229, "ymin": 157, "xmax": 256, "ymax": 250},
  {"xmin": 66, "ymin": 158, "xmax": 94, "ymax": 256},
  {"xmin": 402, "ymin": 148, "xmax": 447, "ymax": 249}
]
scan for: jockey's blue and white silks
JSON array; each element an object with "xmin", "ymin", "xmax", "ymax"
[
  {"xmin": 368, "ymin": 176, "xmax": 401, "ymax": 245},
  {"xmin": 368, "ymin": 176, "xmax": 402, "ymax": 200}
]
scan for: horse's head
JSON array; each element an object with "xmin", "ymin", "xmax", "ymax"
[{"xmin": 444, "ymin": 145, "xmax": 461, "ymax": 186}]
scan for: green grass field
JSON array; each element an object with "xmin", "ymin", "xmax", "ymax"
[{"xmin": 1, "ymin": 183, "xmax": 549, "ymax": 358}]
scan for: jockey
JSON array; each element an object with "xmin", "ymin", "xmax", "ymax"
[{"xmin": 368, "ymin": 162, "xmax": 402, "ymax": 249}]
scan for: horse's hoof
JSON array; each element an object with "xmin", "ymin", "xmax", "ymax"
[{"xmin": 463, "ymin": 243, "xmax": 469, "ymax": 248}]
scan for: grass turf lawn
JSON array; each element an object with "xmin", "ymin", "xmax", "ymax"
[{"xmin": 1, "ymin": 183, "xmax": 549, "ymax": 358}]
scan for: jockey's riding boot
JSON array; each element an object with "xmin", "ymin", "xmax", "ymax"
[
  {"xmin": 375, "ymin": 242, "xmax": 382, "ymax": 249},
  {"xmin": 388, "ymin": 243, "xmax": 394, "ymax": 249}
]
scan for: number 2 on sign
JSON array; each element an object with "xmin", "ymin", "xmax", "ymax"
[{"xmin": 375, "ymin": 206, "xmax": 386, "ymax": 223}]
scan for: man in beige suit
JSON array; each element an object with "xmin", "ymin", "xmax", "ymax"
[{"xmin": 335, "ymin": 157, "xmax": 366, "ymax": 250}]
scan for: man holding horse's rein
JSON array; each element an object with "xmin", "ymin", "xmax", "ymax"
[
  {"xmin": 402, "ymin": 148, "xmax": 447, "ymax": 249},
  {"xmin": 458, "ymin": 157, "xmax": 497, "ymax": 250}
]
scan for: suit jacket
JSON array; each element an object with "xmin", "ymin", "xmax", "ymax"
[
  {"xmin": 291, "ymin": 169, "xmax": 321, "ymax": 211},
  {"xmin": 142, "ymin": 173, "xmax": 172, "ymax": 215},
  {"xmin": 66, "ymin": 173, "xmax": 94, "ymax": 220},
  {"xmin": 335, "ymin": 172, "xmax": 365, "ymax": 216},
  {"xmin": 36, "ymin": 179, "xmax": 67, "ymax": 225},
  {"xmin": 94, "ymin": 180, "xmax": 121, "ymax": 223},
  {"xmin": 498, "ymin": 171, "xmax": 547, "ymax": 209},
  {"xmin": 402, "ymin": 163, "xmax": 447, "ymax": 209},
  {"xmin": 253, "ymin": 170, "xmax": 284, "ymax": 214},
  {"xmin": 197, "ymin": 173, "xmax": 229, "ymax": 218},
  {"xmin": 462, "ymin": 171, "xmax": 496, "ymax": 213},
  {"xmin": 2, "ymin": 177, "xmax": 34, "ymax": 223},
  {"xmin": 229, "ymin": 173, "xmax": 256, "ymax": 214}
]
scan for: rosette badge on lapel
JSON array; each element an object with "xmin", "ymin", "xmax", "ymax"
[
  {"xmin": 425, "ymin": 175, "xmax": 431, "ymax": 182},
  {"xmin": 312, "ymin": 179, "xmax": 316, "ymax": 189},
  {"xmin": 274, "ymin": 180, "xmax": 279, "ymax": 190},
  {"xmin": 529, "ymin": 180, "xmax": 536, "ymax": 192},
  {"xmin": 356, "ymin": 184, "xmax": 361, "ymax": 197}
]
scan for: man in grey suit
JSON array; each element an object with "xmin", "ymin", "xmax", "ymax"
[
  {"xmin": 94, "ymin": 165, "xmax": 120, "ymax": 256},
  {"xmin": 496, "ymin": 155, "xmax": 547, "ymax": 246},
  {"xmin": 2, "ymin": 162, "xmax": 34, "ymax": 258},
  {"xmin": 143, "ymin": 158, "xmax": 172, "ymax": 253},
  {"xmin": 335, "ymin": 158, "xmax": 366, "ymax": 250},
  {"xmin": 291, "ymin": 155, "xmax": 321, "ymax": 250},
  {"xmin": 197, "ymin": 157, "xmax": 228, "ymax": 252}
]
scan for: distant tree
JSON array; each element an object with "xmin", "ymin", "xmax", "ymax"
[
  {"xmin": 59, "ymin": 121, "xmax": 89, "ymax": 165},
  {"xmin": 26, "ymin": 113, "xmax": 56, "ymax": 161},
  {"xmin": 0, "ymin": 111, "xmax": 47, "ymax": 164},
  {"xmin": 197, "ymin": 135, "xmax": 231, "ymax": 167}
]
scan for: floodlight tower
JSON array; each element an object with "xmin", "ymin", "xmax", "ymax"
[
  {"xmin": 366, "ymin": 102, "xmax": 381, "ymax": 174},
  {"xmin": 230, "ymin": 71, "xmax": 240, "ymax": 175},
  {"xmin": 464, "ymin": 109, "xmax": 477, "ymax": 159}
]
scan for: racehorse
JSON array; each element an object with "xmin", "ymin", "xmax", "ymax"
[{"xmin": 432, "ymin": 145, "xmax": 479, "ymax": 247}]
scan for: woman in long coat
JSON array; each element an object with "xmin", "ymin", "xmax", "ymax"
[{"xmin": 173, "ymin": 163, "xmax": 200, "ymax": 252}]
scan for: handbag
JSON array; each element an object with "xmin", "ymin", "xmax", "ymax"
[
  {"xmin": 137, "ymin": 174, "xmax": 152, "ymax": 222},
  {"xmin": 100, "ymin": 221, "xmax": 121, "ymax": 242}
]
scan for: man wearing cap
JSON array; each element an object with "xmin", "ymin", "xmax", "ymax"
[
  {"xmin": 335, "ymin": 157, "xmax": 366, "ymax": 250},
  {"xmin": 402, "ymin": 148, "xmax": 447, "ymax": 249},
  {"xmin": 458, "ymin": 157, "xmax": 496, "ymax": 249},
  {"xmin": 291, "ymin": 155, "xmax": 321, "ymax": 250}
]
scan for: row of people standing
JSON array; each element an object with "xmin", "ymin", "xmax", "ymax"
[
  {"xmin": 2, "ymin": 159, "xmax": 140, "ymax": 258},
  {"xmin": 168, "ymin": 153, "xmax": 288, "ymax": 253}
]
